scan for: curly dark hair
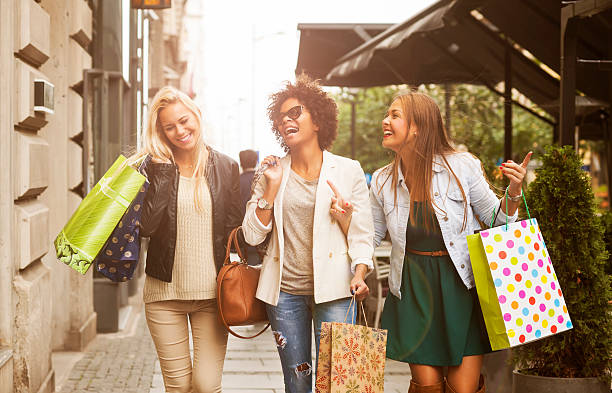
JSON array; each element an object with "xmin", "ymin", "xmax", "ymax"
[{"xmin": 267, "ymin": 74, "xmax": 338, "ymax": 152}]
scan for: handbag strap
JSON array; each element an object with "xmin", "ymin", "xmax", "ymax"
[
  {"xmin": 224, "ymin": 227, "xmax": 245, "ymax": 264},
  {"xmin": 216, "ymin": 262, "xmax": 270, "ymax": 339}
]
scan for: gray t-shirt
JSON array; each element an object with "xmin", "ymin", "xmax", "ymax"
[{"xmin": 281, "ymin": 169, "xmax": 317, "ymax": 295}]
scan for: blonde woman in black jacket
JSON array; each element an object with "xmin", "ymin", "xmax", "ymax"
[{"xmin": 135, "ymin": 86, "xmax": 243, "ymax": 393}]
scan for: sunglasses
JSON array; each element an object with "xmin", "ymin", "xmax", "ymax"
[{"xmin": 275, "ymin": 105, "xmax": 303, "ymax": 125}]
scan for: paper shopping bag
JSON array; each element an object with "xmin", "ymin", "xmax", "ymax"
[
  {"xmin": 469, "ymin": 218, "xmax": 572, "ymax": 350},
  {"xmin": 55, "ymin": 155, "xmax": 146, "ymax": 274},
  {"xmin": 315, "ymin": 321, "xmax": 333, "ymax": 393},
  {"xmin": 315, "ymin": 299, "xmax": 387, "ymax": 393},
  {"xmin": 94, "ymin": 178, "xmax": 148, "ymax": 281},
  {"xmin": 468, "ymin": 232, "xmax": 512, "ymax": 350}
]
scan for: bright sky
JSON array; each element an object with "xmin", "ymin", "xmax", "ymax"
[{"xmin": 184, "ymin": 0, "xmax": 437, "ymax": 161}]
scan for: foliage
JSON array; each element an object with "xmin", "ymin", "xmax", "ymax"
[
  {"xmin": 601, "ymin": 210, "xmax": 612, "ymax": 281},
  {"xmin": 331, "ymin": 86, "xmax": 400, "ymax": 175},
  {"xmin": 513, "ymin": 145, "xmax": 611, "ymax": 380},
  {"xmin": 331, "ymin": 84, "xmax": 553, "ymax": 185},
  {"xmin": 426, "ymin": 84, "xmax": 551, "ymax": 186}
]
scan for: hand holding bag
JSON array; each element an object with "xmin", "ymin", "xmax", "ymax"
[
  {"xmin": 467, "ymin": 192, "xmax": 572, "ymax": 350},
  {"xmin": 316, "ymin": 296, "xmax": 388, "ymax": 393},
  {"xmin": 94, "ymin": 156, "xmax": 151, "ymax": 281},
  {"xmin": 55, "ymin": 155, "xmax": 147, "ymax": 274},
  {"xmin": 216, "ymin": 226, "xmax": 270, "ymax": 339}
]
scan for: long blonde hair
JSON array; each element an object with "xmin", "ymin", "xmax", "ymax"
[
  {"xmin": 130, "ymin": 86, "xmax": 210, "ymax": 212},
  {"xmin": 377, "ymin": 91, "xmax": 468, "ymax": 232}
]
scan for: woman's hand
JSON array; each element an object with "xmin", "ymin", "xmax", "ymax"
[
  {"xmin": 255, "ymin": 155, "xmax": 282, "ymax": 226},
  {"xmin": 261, "ymin": 155, "xmax": 283, "ymax": 187},
  {"xmin": 327, "ymin": 180, "xmax": 354, "ymax": 235},
  {"xmin": 350, "ymin": 265, "xmax": 369, "ymax": 301},
  {"xmin": 501, "ymin": 151, "xmax": 532, "ymax": 196}
]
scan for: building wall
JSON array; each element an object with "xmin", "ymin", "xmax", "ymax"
[
  {"xmin": 0, "ymin": 0, "xmax": 16, "ymax": 388},
  {"xmin": 148, "ymin": 1, "xmax": 189, "ymax": 96},
  {"xmin": 40, "ymin": 0, "xmax": 97, "ymax": 353},
  {"xmin": 0, "ymin": 0, "xmax": 96, "ymax": 392}
]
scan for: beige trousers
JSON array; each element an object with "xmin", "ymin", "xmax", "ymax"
[{"xmin": 145, "ymin": 299, "xmax": 228, "ymax": 393}]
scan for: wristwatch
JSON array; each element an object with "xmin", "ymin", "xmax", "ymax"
[
  {"xmin": 257, "ymin": 198, "xmax": 273, "ymax": 210},
  {"xmin": 506, "ymin": 186, "xmax": 523, "ymax": 202}
]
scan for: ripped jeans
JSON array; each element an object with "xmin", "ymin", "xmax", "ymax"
[{"xmin": 265, "ymin": 291, "xmax": 355, "ymax": 393}]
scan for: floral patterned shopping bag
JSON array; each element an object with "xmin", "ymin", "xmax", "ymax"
[{"xmin": 315, "ymin": 297, "xmax": 387, "ymax": 393}]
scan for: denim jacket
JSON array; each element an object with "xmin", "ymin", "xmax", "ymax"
[{"xmin": 370, "ymin": 152, "xmax": 518, "ymax": 298}]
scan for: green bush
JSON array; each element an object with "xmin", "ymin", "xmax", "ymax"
[
  {"xmin": 601, "ymin": 210, "xmax": 612, "ymax": 281},
  {"xmin": 513, "ymin": 145, "xmax": 611, "ymax": 380}
]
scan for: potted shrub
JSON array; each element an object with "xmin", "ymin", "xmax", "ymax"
[
  {"xmin": 601, "ymin": 210, "xmax": 612, "ymax": 292},
  {"xmin": 512, "ymin": 145, "xmax": 611, "ymax": 392}
]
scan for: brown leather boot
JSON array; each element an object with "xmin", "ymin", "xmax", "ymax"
[
  {"xmin": 445, "ymin": 374, "xmax": 485, "ymax": 393},
  {"xmin": 408, "ymin": 379, "xmax": 445, "ymax": 393}
]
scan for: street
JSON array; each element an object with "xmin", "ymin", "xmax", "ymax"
[{"xmin": 55, "ymin": 304, "xmax": 412, "ymax": 393}]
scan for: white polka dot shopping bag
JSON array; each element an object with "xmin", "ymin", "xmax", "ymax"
[{"xmin": 466, "ymin": 198, "xmax": 572, "ymax": 351}]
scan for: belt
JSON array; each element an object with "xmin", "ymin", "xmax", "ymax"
[{"xmin": 405, "ymin": 248, "xmax": 449, "ymax": 257}]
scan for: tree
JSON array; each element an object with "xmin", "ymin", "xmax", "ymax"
[
  {"xmin": 331, "ymin": 84, "xmax": 553, "ymax": 186},
  {"xmin": 331, "ymin": 86, "xmax": 401, "ymax": 175},
  {"xmin": 513, "ymin": 145, "xmax": 611, "ymax": 380}
]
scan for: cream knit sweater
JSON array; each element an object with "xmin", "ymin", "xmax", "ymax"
[{"xmin": 143, "ymin": 176, "xmax": 217, "ymax": 303}]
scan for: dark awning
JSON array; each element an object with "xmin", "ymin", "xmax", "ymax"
[
  {"xmin": 324, "ymin": 0, "xmax": 561, "ymax": 115},
  {"xmin": 295, "ymin": 23, "xmax": 392, "ymax": 81},
  {"xmin": 478, "ymin": 0, "xmax": 611, "ymax": 104}
]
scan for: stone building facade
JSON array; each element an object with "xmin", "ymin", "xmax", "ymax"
[
  {"xmin": 0, "ymin": 0, "xmax": 95, "ymax": 392},
  {"xmin": 0, "ymin": 1, "xmax": 192, "ymax": 392},
  {"xmin": 148, "ymin": 0, "xmax": 191, "ymax": 97}
]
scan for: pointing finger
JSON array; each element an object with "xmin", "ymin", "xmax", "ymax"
[
  {"xmin": 327, "ymin": 180, "xmax": 342, "ymax": 199},
  {"xmin": 521, "ymin": 151, "xmax": 533, "ymax": 168}
]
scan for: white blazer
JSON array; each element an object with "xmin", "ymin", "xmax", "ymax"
[
  {"xmin": 242, "ymin": 150, "xmax": 374, "ymax": 306},
  {"xmin": 370, "ymin": 152, "xmax": 518, "ymax": 298}
]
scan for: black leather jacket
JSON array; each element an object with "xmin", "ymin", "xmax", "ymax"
[{"xmin": 140, "ymin": 148, "xmax": 244, "ymax": 282}]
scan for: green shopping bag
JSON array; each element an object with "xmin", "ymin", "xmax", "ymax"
[
  {"xmin": 467, "ymin": 233, "xmax": 510, "ymax": 350},
  {"xmin": 54, "ymin": 155, "xmax": 146, "ymax": 274}
]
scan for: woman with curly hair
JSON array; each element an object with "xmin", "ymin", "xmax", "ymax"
[{"xmin": 242, "ymin": 74, "xmax": 374, "ymax": 393}]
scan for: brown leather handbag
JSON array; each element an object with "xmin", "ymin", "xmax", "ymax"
[{"xmin": 216, "ymin": 227, "xmax": 270, "ymax": 339}]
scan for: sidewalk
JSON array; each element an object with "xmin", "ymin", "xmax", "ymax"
[
  {"xmin": 215, "ymin": 325, "xmax": 412, "ymax": 393},
  {"xmin": 55, "ymin": 308, "xmax": 157, "ymax": 393},
  {"xmin": 56, "ymin": 306, "xmax": 412, "ymax": 393}
]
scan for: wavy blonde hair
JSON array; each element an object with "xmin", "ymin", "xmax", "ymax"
[{"xmin": 130, "ymin": 86, "xmax": 210, "ymax": 212}]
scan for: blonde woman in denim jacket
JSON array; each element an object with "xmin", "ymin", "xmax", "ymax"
[{"xmin": 370, "ymin": 92, "xmax": 531, "ymax": 393}]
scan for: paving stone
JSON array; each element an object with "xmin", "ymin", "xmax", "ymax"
[
  {"xmin": 59, "ymin": 309, "xmax": 157, "ymax": 393},
  {"xmin": 57, "ymin": 306, "xmax": 414, "ymax": 393}
]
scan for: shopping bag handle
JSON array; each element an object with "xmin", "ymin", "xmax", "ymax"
[
  {"xmin": 137, "ymin": 154, "xmax": 152, "ymax": 173},
  {"xmin": 490, "ymin": 188, "xmax": 531, "ymax": 230},
  {"xmin": 343, "ymin": 295, "xmax": 369, "ymax": 327}
]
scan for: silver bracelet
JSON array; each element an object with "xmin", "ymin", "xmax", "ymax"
[{"xmin": 505, "ymin": 186, "xmax": 523, "ymax": 202}]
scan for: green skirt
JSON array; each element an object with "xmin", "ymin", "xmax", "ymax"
[{"xmin": 381, "ymin": 202, "xmax": 491, "ymax": 366}]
